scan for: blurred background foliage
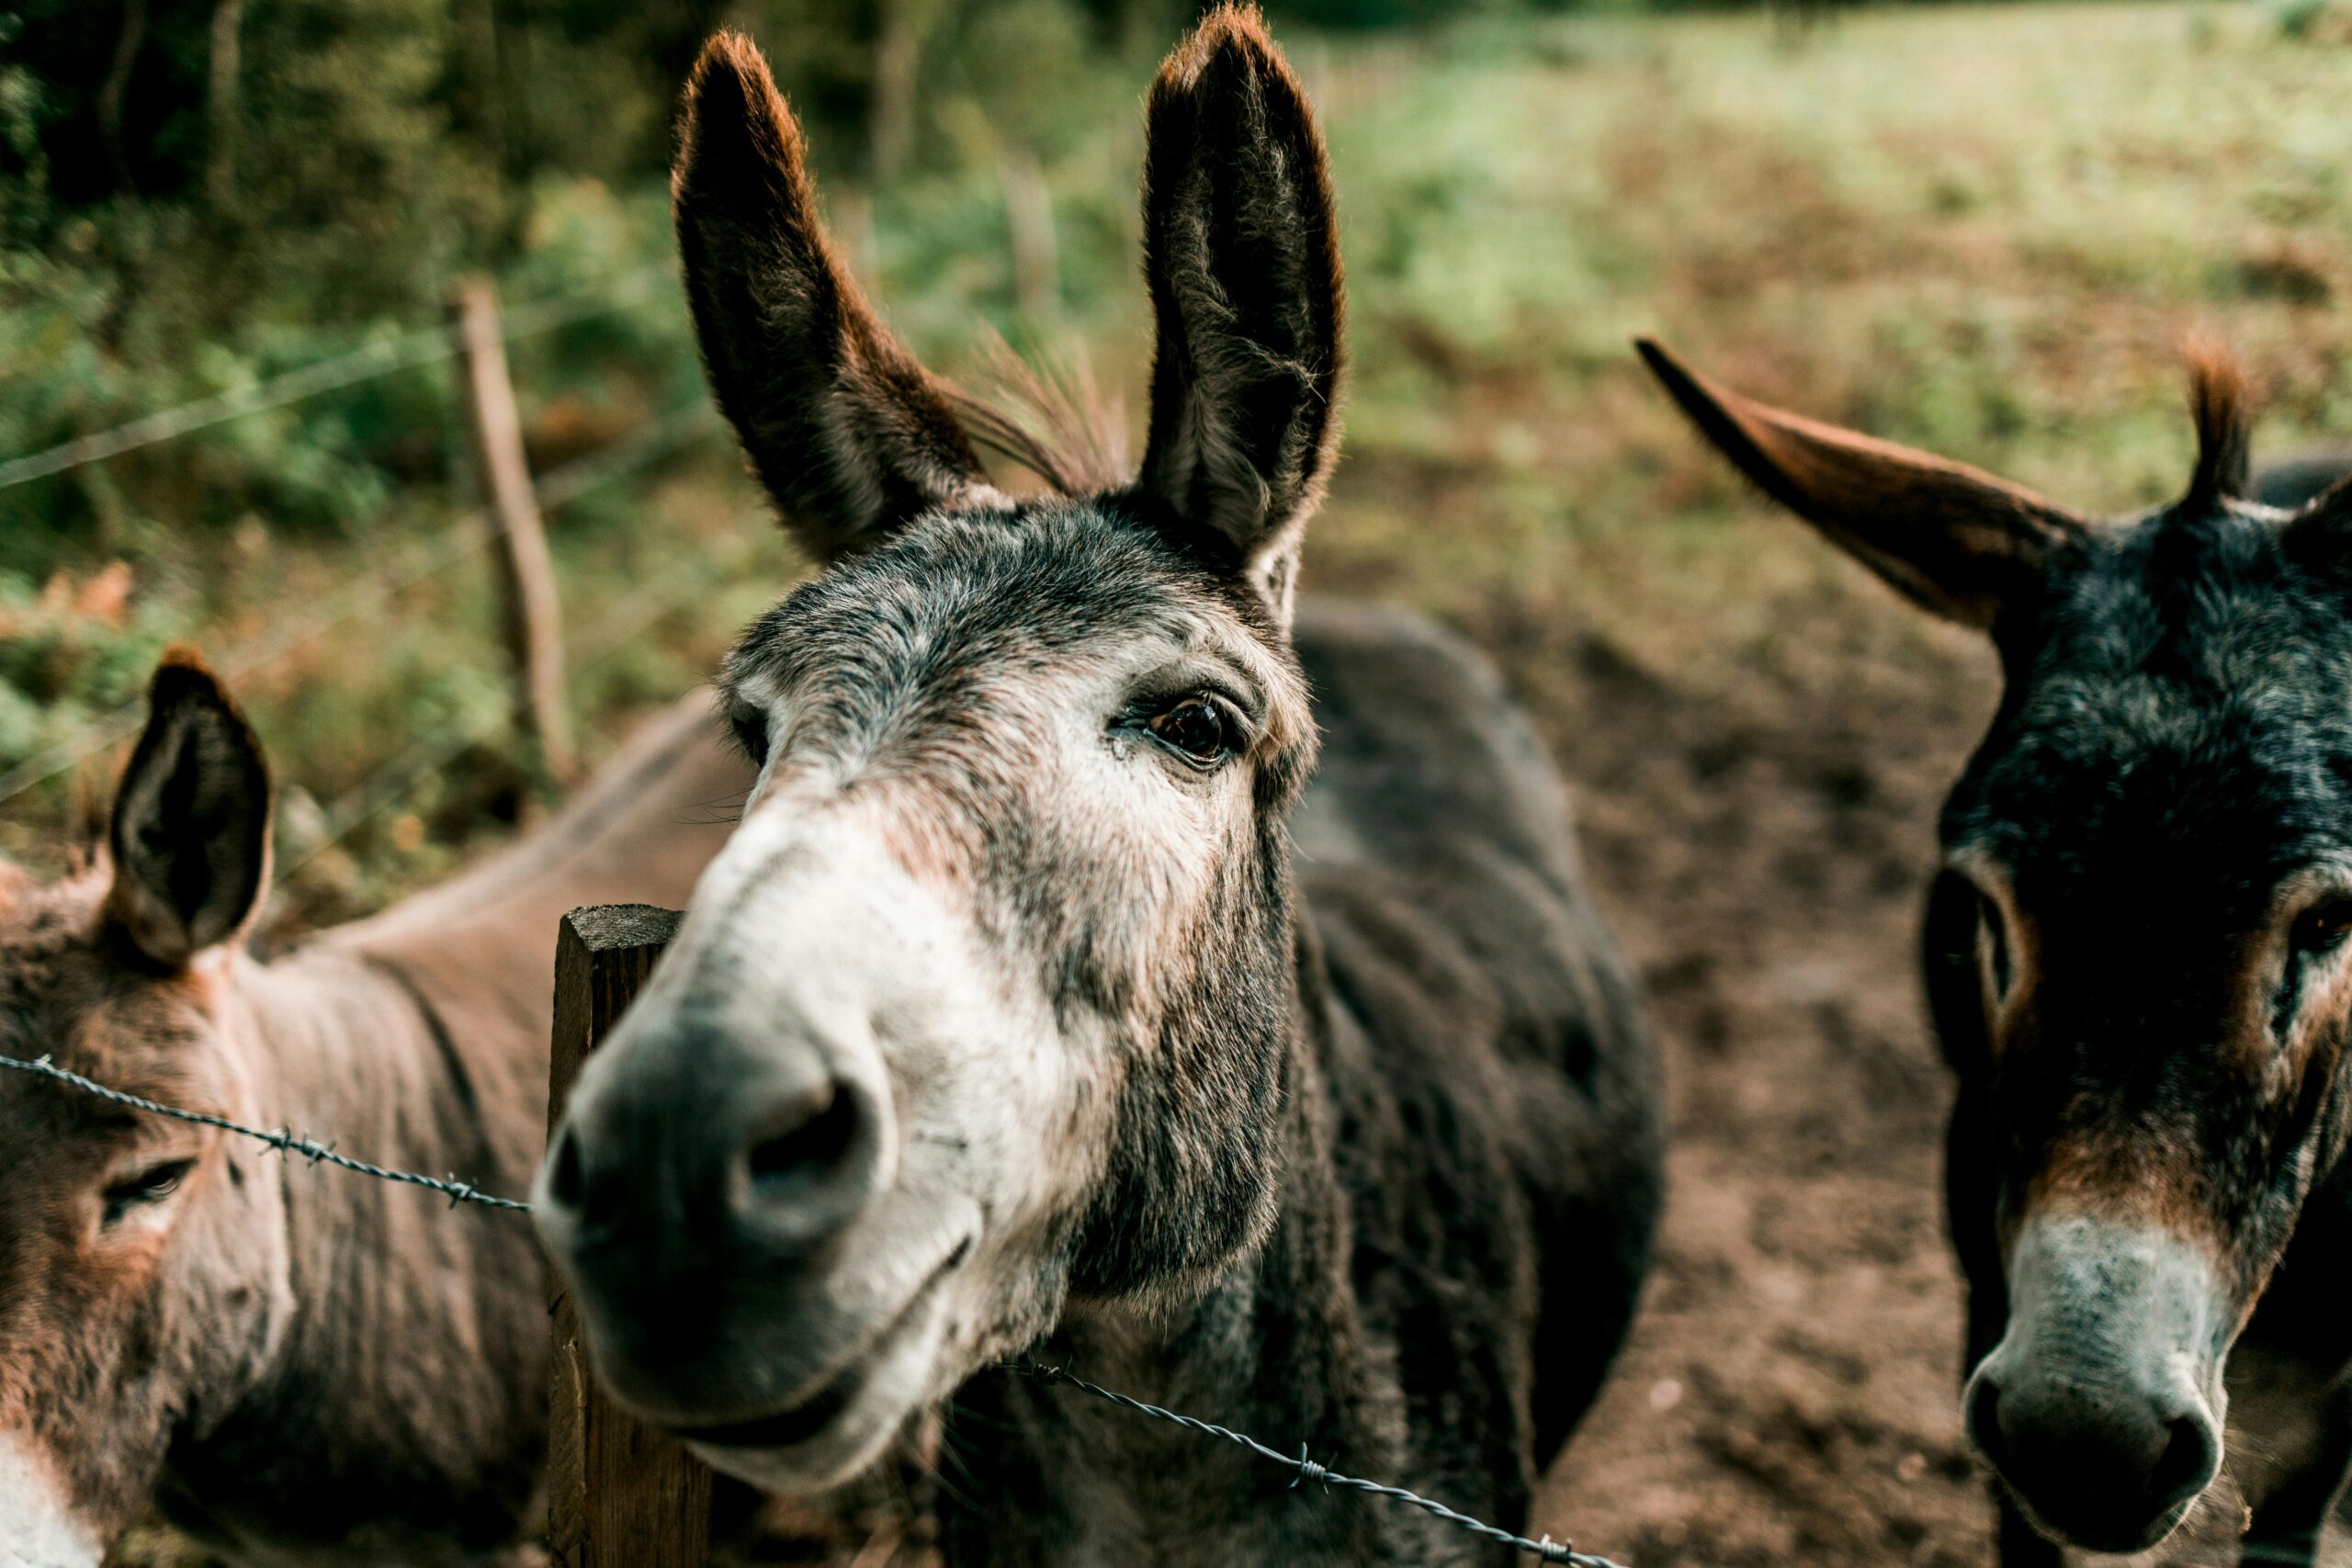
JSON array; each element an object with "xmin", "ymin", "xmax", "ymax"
[{"xmin": 2, "ymin": 0, "xmax": 2350, "ymax": 936}]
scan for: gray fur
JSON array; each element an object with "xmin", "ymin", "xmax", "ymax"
[
  {"xmin": 0, "ymin": 673, "xmax": 749, "ymax": 1565},
  {"xmin": 537, "ymin": 13, "xmax": 1662, "ymax": 1566}
]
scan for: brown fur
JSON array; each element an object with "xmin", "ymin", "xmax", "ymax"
[
  {"xmin": 2184, "ymin": 343, "xmax": 2255, "ymax": 509},
  {"xmin": 1637, "ymin": 336, "xmax": 2090, "ymax": 628},
  {"xmin": 675, "ymin": 35, "xmax": 991, "ymax": 560},
  {"xmin": 0, "ymin": 670, "xmax": 751, "ymax": 1564}
]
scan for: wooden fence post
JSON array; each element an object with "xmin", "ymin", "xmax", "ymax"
[
  {"xmin": 451, "ymin": 275, "xmax": 577, "ymax": 784},
  {"xmin": 547, "ymin": 904, "xmax": 713, "ymax": 1566}
]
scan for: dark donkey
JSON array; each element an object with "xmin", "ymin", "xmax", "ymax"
[
  {"xmin": 1644, "ymin": 338, "xmax": 2352, "ymax": 1564},
  {"xmin": 0, "ymin": 656, "xmax": 748, "ymax": 1565},
  {"xmin": 532, "ymin": 10, "xmax": 1663, "ymax": 1563}
]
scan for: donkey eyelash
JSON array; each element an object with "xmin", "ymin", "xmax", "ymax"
[
  {"xmin": 1117, "ymin": 686, "xmax": 1257, "ymax": 747},
  {"xmin": 101, "ymin": 1157, "xmax": 196, "ymax": 1225},
  {"xmin": 1123, "ymin": 693, "xmax": 1248, "ymax": 768}
]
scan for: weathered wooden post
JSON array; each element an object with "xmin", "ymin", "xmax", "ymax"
[
  {"xmin": 451, "ymin": 275, "xmax": 578, "ymax": 784},
  {"xmin": 546, "ymin": 904, "xmax": 713, "ymax": 1566}
]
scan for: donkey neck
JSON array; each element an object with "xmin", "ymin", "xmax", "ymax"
[
  {"xmin": 156, "ymin": 944, "xmax": 546, "ymax": 1560},
  {"xmin": 943, "ymin": 928, "xmax": 1397, "ymax": 1568}
]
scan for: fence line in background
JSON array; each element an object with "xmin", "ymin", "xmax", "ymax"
[
  {"xmin": 454, "ymin": 276, "xmax": 579, "ymax": 782},
  {"xmin": 0, "ymin": 1051, "xmax": 530, "ymax": 1212},
  {"xmin": 270, "ymin": 504, "xmax": 759, "ymax": 888},
  {"xmin": 0, "ymin": 264, "xmax": 672, "ymax": 493},
  {"xmin": 0, "ymin": 401, "xmax": 719, "ymax": 814}
]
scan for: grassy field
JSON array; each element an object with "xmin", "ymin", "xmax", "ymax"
[
  {"xmin": 67, "ymin": 2, "xmax": 2352, "ymax": 1562},
  {"xmin": 17, "ymin": 0, "xmax": 2351, "ymax": 925}
]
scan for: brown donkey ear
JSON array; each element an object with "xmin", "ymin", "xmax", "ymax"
[
  {"xmin": 107, "ymin": 650, "xmax": 272, "ymax": 967},
  {"xmin": 674, "ymin": 32, "xmax": 989, "ymax": 564},
  {"xmin": 1136, "ymin": 5, "xmax": 1345, "ymax": 622},
  {"xmin": 1636, "ymin": 338, "xmax": 2089, "ymax": 631}
]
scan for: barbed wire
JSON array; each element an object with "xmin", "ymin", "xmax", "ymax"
[
  {"xmin": 0, "ymin": 400, "xmax": 720, "ymax": 812},
  {"xmin": 995, "ymin": 1361, "xmax": 1626, "ymax": 1567},
  {"xmin": 0, "ymin": 897, "xmax": 1627, "ymax": 1566},
  {"xmin": 2, "ymin": 460, "xmax": 1629, "ymax": 1560},
  {"xmin": 0, "ymin": 264, "xmax": 675, "ymax": 493},
  {"xmin": 0, "ymin": 1052, "xmax": 529, "ymax": 1213},
  {"xmin": 0, "ymin": 1032, "xmax": 1633, "ymax": 1566}
]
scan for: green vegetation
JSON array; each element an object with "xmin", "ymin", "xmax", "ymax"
[{"xmin": 6, "ymin": 0, "xmax": 2351, "ymax": 944}]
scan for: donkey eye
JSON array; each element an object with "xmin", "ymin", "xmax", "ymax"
[
  {"xmin": 1978, "ymin": 893, "xmax": 2014, "ymax": 998},
  {"xmin": 103, "ymin": 1159, "xmax": 194, "ymax": 1225},
  {"xmin": 2292, "ymin": 899, "xmax": 2352, "ymax": 956},
  {"xmin": 1146, "ymin": 696, "xmax": 1235, "ymax": 763}
]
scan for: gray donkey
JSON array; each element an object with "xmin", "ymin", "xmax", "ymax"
[
  {"xmin": 0, "ymin": 656, "xmax": 748, "ymax": 1565},
  {"xmin": 1645, "ymin": 337, "xmax": 2352, "ymax": 1566},
  {"xmin": 532, "ymin": 9, "xmax": 1664, "ymax": 1564}
]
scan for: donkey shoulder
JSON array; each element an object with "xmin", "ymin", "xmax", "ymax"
[{"xmin": 1292, "ymin": 602, "xmax": 1664, "ymax": 1472}]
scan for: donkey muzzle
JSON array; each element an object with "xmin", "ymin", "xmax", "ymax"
[
  {"xmin": 1962, "ymin": 1213, "xmax": 2228, "ymax": 1554},
  {"xmin": 0, "ymin": 1432, "xmax": 105, "ymax": 1568},
  {"xmin": 535, "ymin": 994, "xmax": 898, "ymax": 1417},
  {"xmin": 530, "ymin": 822, "xmax": 991, "ymax": 1495}
]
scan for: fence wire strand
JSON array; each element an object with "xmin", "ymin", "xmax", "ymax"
[
  {"xmin": 0, "ymin": 265, "xmax": 674, "ymax": 493},
  {"xmin": 0, "ymin": 400, "xmax": 719, "ymax": 813},
  {"xmin": 271, "ymin": 499, "xmax": 761, "ymax": 886},
  {"xmin": 0, "ymin": 1052, "xmax": 530, "ymax": 1213},
  {"xmin": 996, "ymin": 1361, "xmax": 1627, "ymax": 1567},
  {"xmin": 0, "ymin": 1033, "xmax": 1633, "ymax": 1568}
]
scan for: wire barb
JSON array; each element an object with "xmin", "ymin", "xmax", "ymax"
[
  {"xmin": 993, "ymin": 1360, "xmax": 1628, "ymax": 1567},
  {"xmin": 0, "ymin": 1053, "xmax": 531, "ymax": 1213}
]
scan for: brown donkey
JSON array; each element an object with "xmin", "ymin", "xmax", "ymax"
[
  {"xmin": 0, "ymin": 655, "xmax": 748, "ymax": 1565},
  {"xmin": 1645, "ymin": 338, "xmax": 2352, "ymax": 1565},
  {"xmin": 533, "ymin": 11, "xmax": 1664, "ymax": 1564}
]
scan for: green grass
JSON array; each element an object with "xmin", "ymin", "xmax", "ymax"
[{"xmin": 17, "ymin": 1, "xmax": 2352, "ymax": 919}]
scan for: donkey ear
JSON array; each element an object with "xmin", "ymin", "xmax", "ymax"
[
  {"xmin": 1136, "ymin": 5, "xmax": 1345, "ymax": 621},
  {"xmin": 107, "ymin": 652, "xmax": 272, "ymax": 967},
  {"xmin": 674, "ymin": 32, "xmax": 989, "ymax": 564},
  {"xmin": 2278, "ymin": 472, "xmax": 2352, "ymax": 576},
  {"xmin": 1637, "ymin": 338, "xmax": 2089, "ymax": 631}
]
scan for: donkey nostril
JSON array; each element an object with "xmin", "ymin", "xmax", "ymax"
[
  {"xmin": 2153, "ymin": 1414, "xmax": 2218, "ymax": 1506},
  {"xmin": 747, "ymin": 1083, "xmax": 861, "ymax": 1194},
  {"xmin": 1967, "ymin": 1374, "xmax": 2007, "ymax": 1467},
  {"xmin": 548, "ymin": 1124, "xmax": 588, "ymax": 1212}
]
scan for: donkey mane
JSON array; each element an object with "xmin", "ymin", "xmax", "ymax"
[
  {"xmin": 2182, "ymin": 344, "xmax": 2254, "ymax": 509},
  {"xmin": 948, "ymin": 341, "xmax": 1134, "ymax": 500}
]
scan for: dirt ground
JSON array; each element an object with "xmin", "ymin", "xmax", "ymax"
[
  {"xmin": 1506, "ymin": 555, "xmax": 2006, "ymax": 1568},
  {"xmin": 1481, "ymin": 517, "xmax": 2319, "ymax": 1568}
]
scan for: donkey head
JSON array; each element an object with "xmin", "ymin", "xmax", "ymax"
[
  {"xmin": 0, "ymin": 655, "xmax": 289, "ymax": 1564},
  {"xmin": 533, "ymin": 7, "xmax": 1340, "ymax": 1496},
  {"xmin": 1645, "ymin": 339, "xmax": 2352, "ymax": 1554}
]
